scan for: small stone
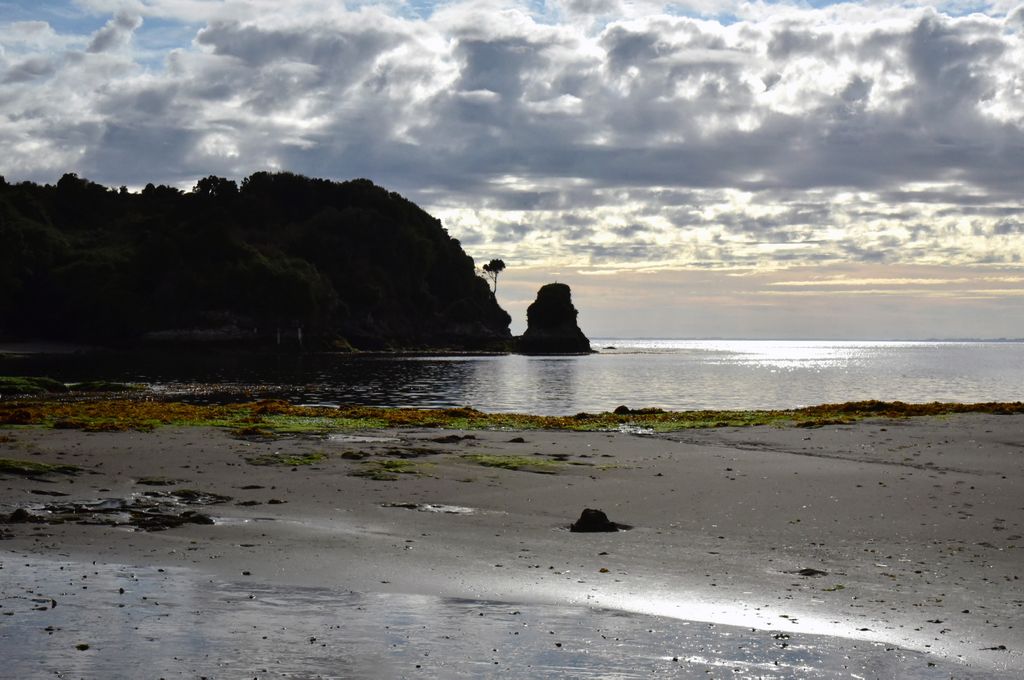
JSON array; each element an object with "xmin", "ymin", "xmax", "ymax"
[{"xmin": 5, "ymin": 508, "xmax": 34, "ymax": 523}]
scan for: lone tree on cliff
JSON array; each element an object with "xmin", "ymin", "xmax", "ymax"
[{"xmin": 482, "ymin": 259, "xmax": 506, "ymax": 295}]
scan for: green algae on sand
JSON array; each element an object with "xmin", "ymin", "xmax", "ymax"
[
  {"xmin": 247, "ymin": 452, "xmax": 329, "ymax": 467},
  {"xmin": 0, "ymin": 457, "xmax": 80, "ymax": 476},
  {"xmin": 350, "ymin": 459, "xmax": 430, "ymax": 481},
  {"xmin": 0, "ymin": 376, "xmax": 68, "ymax": 396},
  {"xmin": 0, "ymin": 376, "xmax": 142, "ymax": 397},
  {"xmin": 460, "ymin": 454, "xmax": 567, "ymax": 474},
  {"xmin": 2, "ymin": 396, "xmax": 1024, "ymax": 435}
]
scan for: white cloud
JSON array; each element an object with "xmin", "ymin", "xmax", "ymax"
[
  {"xmin": 1, "ymin": 0, "xmax": 1022, "ymax": 277},
  {"xmin": 87, "ymin": 11, "xmax": 143, "ymax": 52}
]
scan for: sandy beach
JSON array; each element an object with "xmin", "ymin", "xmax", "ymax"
[{"xmin": 2, "ymin": 413, "xmax": 1022, "ymax": 678}]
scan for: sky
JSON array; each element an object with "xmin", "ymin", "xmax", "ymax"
[{"xmin": 1, "ymin": 0, "xmax": 1023, "ymax": 338}]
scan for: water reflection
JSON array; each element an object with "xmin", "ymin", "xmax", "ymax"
[
  {"xmin": 0, "ymin": 556, "xmax": 983, "ymax": 679},
  {"xmin": 3, "ymin": 340, "xmax": 1023, "ymax": 414}
]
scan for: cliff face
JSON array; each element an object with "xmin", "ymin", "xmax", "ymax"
[
  {"xmin": 517, "ymin": 283, "xmax": 592, "ymax": 354},
  {"xmin": 0, "ymin": 172, "xmax": 511, "ymax": 350}
]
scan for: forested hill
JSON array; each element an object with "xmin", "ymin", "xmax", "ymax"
[{"xmin": 0, "ymin": 172, "xmax": 512, "ymax": 350}]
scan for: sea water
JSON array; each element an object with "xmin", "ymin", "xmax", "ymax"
[{"xmin": 4, "ymin": 340, "xmax": 1023, "ymax": 414}]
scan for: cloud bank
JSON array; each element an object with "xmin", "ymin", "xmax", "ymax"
[{"xmin": 1, "ymin": 0, "xmax": 1023, "ymax": 284}]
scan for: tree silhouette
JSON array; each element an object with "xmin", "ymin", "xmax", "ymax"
[
  {"xmin": 193, "ymin": 175, "xmax": 239, "ymax": 200},
  {"xmin": 482, "ymin": 258, "xmax": 506, "ymax": 295}
]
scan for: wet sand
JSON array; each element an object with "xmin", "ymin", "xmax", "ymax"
[{"xmin": 2, "ymin": 414, "xmax": 1022, "ymax": 677}]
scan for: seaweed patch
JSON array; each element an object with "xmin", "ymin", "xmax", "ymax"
[
  {"xmin": 246, "ymin": 452, "xmax": 328, "ymax": 467},
  {"xmin": 2, "ymin": 395, "xmax": 1024, "ymax": 435},
  {"xmin": 460, "ymin": 454, "xmax": 565, "ymax": 474},
  {"xmin": 350, "ymin": 459, "xmax": 427, "ymax": 481},
  {"xmin": 0, "ymin": 458, "xmax": 80, "ymax": 476}
]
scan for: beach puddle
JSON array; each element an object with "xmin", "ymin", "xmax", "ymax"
[
  {"xmin": 382, "ymin": 502, "xmax": 479, "ymax": 514},
  {"xmin": 212, "ymin": 515, "xmax": 278, "ymax": 525},
  {"xmin": 617, "ymin": 424, "xmax": 655, "ymax": 436},
  {"xmin": 0, "ymin": 553, "xmax": 992, "ymax": 679}
]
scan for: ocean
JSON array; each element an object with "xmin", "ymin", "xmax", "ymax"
[{"xmin": 5, "ymin": 339, "xmax": 1023, "ymax": 414}]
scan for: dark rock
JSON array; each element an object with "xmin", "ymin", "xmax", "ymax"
[
  {"xmin": 28, "ymin": 490, "xmax": 227, "ymax": 531},
  {"xmin": 131, "ymin": 510, "xmax": 215, "ymax": 531},
  {"xmin": 4, "ymin": 508, "xmax": 36, "ymax": 523},
  {"xmin": 136, "ymin": 477, "xmax": 180, "ymax": 486},
  {"xmin": 795, "ymin": 568, "xmax": 829, "ymax": 577},
  {"xmin": 570, "ymin": 508, "xmax": 628, "ymax": 532},
  {"xmin": 170, "ymin": 489, "xmax": 232, "ymax": 504},
  {"xmin": 431, "ymin": 434, "xmax": 476, "ymax": 444},
  {"xmin": 613, "ymin": 405, "xmax": 664, "ymax": 415},
  {"xmin": 517, "ymin": 283, "xmax": 591, "ymax": 354},
  {"xmin": 181, "ymin": 511, "xmax": 215, "ymax": 525}
]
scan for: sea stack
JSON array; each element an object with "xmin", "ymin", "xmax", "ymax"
[{"xmin": 517, "ymin": 283, "xmax": 592, "ymax": 354}]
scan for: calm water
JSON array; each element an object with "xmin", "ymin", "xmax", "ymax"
[{"xmin": 4, "ymin": 339, "xmax": 1023, "ymax": 414}]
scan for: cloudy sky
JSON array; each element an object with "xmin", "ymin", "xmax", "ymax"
[{"xmin": 2, "ymin": 0, "xmax": 1023, "ymax": 338}]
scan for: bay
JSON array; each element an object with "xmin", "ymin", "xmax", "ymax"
[{"xmin": 4, "ymin": 339, "xmax": 1023, "ymax": 414}]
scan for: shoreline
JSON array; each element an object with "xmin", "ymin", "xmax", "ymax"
[
  {"xmin": 3, "ymin": 393, "xmax": 1024, "ymax": 429},
  {"xmin": 2, "ymin": 414, "xmax": 1023, "ymax": 676}
]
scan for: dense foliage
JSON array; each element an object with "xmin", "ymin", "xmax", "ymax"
[{"xmin": 0, "ymin": 172, "xmax": 511, "ymax": 349}]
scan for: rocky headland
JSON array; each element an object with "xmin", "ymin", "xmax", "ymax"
[{"xmin": 0, "ymin": 172, "xmax": 511, "ymax": 352}]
